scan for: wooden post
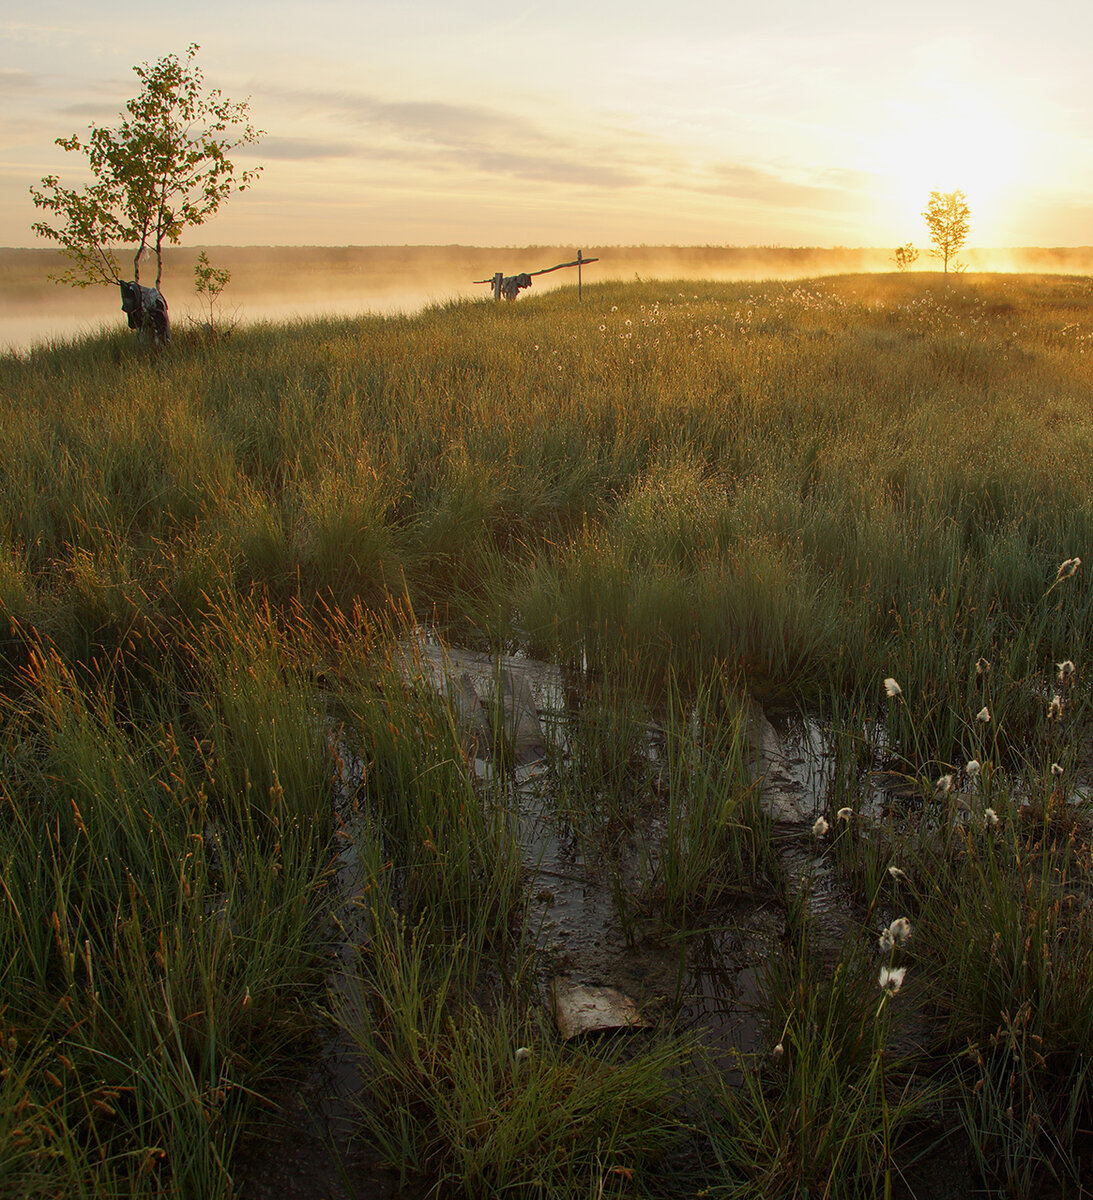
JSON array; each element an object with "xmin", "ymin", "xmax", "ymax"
[
  {"xmin": 492, "ymin": 272, "xmax": 503, "ymax": 301},
  {"xmin": 577, "ymin": 250, "xmax": 583, "ymax": 303}
]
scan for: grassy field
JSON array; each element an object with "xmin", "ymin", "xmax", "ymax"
[{"xmin": 2, "ymin": 270, "xmax": 1093, "ymax": 1197}]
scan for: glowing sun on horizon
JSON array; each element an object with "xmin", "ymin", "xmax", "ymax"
[{"xmin": 878, "ymin": 79, "xmax": 1029, "ymax": 237}]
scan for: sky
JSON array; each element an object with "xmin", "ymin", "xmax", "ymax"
[{"xmin": 2, "ymin": 1, "xmax": 1092, "ymax": 249}]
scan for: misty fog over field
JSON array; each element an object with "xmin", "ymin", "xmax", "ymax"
[{"xmin": 3, "ymin": 243, "xmax": 1093, "ymax": 352}]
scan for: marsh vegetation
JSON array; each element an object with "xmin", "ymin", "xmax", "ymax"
[{"xmin": 2, "ymin": 270, "xmax": 1093, "ymax": 1197}]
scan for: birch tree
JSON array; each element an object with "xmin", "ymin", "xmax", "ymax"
[{"xmin": 30, "ymin": 45, "xmax": 262, "ymax": 291}]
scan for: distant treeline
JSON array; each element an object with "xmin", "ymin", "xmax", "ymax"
[{"xmin": 2, "ymin": 242, "xmax": 1093, "ymax": 289}]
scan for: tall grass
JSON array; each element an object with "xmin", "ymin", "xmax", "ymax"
[
  {"xmin": 343, "ymin": 915, "xmax": 691, "ymax": 1198},
  {"xmin": 702, "ymin": 924, "xmax": 928, "ymax": 1199},
  {"xmin": 4, "ymin": 271, "xmax": 1093, "ymax": 1194},
  {"xmin": 0, "ymin": 604, "xmax": 334, "ymax": 1196},
  {"xmin": 6, "ymin": 274, "xmax": 1093, "ymax": 714},
  {"xmin": 915, "ymin": 789, "xmax": 1093, "ymax": 1193}
]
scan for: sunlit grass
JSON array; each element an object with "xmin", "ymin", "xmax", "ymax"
[
  {"xmin": 3, "ymin": 271, "xmax": 1093, "ymax": 1194},
  {"xmin": 8, "ymin": 273, "xmax": 1093, "ymax": 719}
]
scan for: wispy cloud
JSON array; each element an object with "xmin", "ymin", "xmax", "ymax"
[
  {"xmin": 689, "ymin": 160, "xmax": 875, "ymax": 214},
  {"xmin": 0, "ymin": 69, "xmax": 36, "ymax": 95},
  {"xmin": 268, "ymin": 86, "xmax": 557, "ymax": 149},
  {"xmin": 261, "ymin": 84, "xmax": 645, "ymax": 188},
  {"xmin": 249, "ymin": 135, "xmax": 361, "ymax": 161},
  {"xmin": 59, "ymin": 102, "xmax": 117, "ymax": 120},
  {"xmin": 342, "ymin": 140, "xmax": 641, "ymax": 188}
]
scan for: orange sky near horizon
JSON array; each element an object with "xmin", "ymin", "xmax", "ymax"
[{"xmin": 2, "ymin": 1, "xmax": 1091, "ymax": 251}]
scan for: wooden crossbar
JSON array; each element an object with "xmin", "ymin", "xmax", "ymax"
[
  {"xmin": 472, "ymin": 255, "xmax": 600, "ymax": 285},
  {"xmin": 474, "ymin": 250, "xmax": 600, "ymax": 301}
]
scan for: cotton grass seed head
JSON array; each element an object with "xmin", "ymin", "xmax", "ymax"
[
  {"xmin": 1048, "ymin": 694, "xmax": 1064, "ymax": 720},
  {"xmin": 975, "ymin": 657, "xmax": 992, "ymax": 676},
  {"xmin": 837, "ymin": 807, "xmax": 853, "ymax": 821},
  {"xmin": 812, "ymin": 816, "xmax": 829, "ymax": 837},
  {"xmin": 878, "ymin": 966, "xmax": 907, "ymax": 995},
  {"xmin": 889, "ymin": 917, "xmax": 913, "ymax": 945},
  {"xmin": 888, "ymin": 865, "xmax": 908, "ymax": 882},
  {"xmin": 934, "ymin": 773, "xmax": 954, "ymax": 800},
  {"xmin": 1056, "ymin": 557, "xmax": 1082, "ymax": 582},
  {"xmin": 878, "ymin": 927, "xmax": 895, "ymax": 952},
  {"xmin": 1052, "ymin": 762, "xmax": 1065, "ymax": 777},
  {"xmin": 976, "ymin": 706, "xmax": 991, "ymax": 724},
  {"xmin": 1057, "ymin": 660, "xmax": 1075, "ymax": 683},
  {"xmin": 984, "ymin": 808, "xmax": 1000, "ymax": 828},
  {"xmin": 965, "ymin": 759, "xmax": 981, "ymax": 778},
  {"xmin": 884, "ymin": 677, "xmax": 902, "ymax": 698}
]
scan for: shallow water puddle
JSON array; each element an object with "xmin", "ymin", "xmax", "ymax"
[
  {"xmin": 395, "ymin": 636, "xmax": 890, "ymax": 1007},
  {"xmin": 241, "ymin": 639, "xmax": 891, "ymax": 1197},
  {"xmin": 407, "ymin": 642, "xmax": 867, "ymax": 1022}
]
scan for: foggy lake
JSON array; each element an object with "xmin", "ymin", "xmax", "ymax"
[
  {"xmin": 0, "ymin": 245, "xmax": 571, "ymax": 354},
  {"xmin": 4, "ymin": 243, "xmax": 1091, "ymax": 355},
  {"xmin": 0, "ymin": 286, "xmax": 474, "ymax": 354}
]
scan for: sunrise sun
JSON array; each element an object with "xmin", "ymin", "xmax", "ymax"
[{"xmin": 879, "ymin": 76, "xmax": 1030, "ymax": 239}]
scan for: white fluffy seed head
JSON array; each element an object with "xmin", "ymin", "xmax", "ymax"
[
  {"xmin": 889, "ymin": 917, "xmax": 913, "ymax": 945},
  {"xmin": 879, "ymin": 966, "xmax": 907, "ymax": 994}
]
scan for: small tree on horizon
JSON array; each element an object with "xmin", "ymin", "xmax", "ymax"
[
  {"xmin": 893, "ymin": 243, "xmax": 919, "ymax": 271},
  {"xmin": 30, "ymin": 45, "xmax": 262, "ymax": 292},
  {"xmin": 922, "ymin": 190, "xmax": 971, "ymax": 275}
]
